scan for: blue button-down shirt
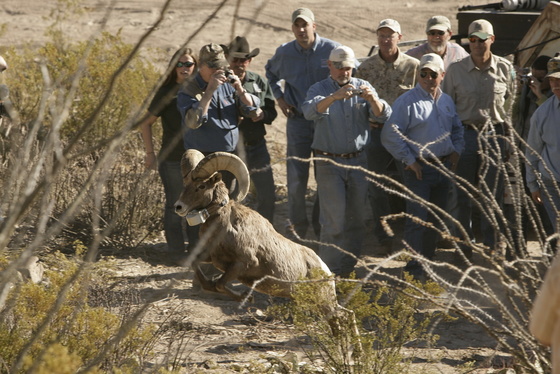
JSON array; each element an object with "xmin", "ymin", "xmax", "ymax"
[
  {"xmin": 265, "ymin": 34, "xmax": 340, "ymax": 113},
  {"xmin": 381, "ymin": 84, "xmax": 464, "ymax": 166},
  {"xmin": 177, "ymin": 74, "xmax": 259, "ymax": 153},
  {"xmin": 526, "ymin": 95, "xmax": 560, "ymax": 192},
  {"xmin": 302, "ymin": 76, "xmax": 391, "ymax": 154}
]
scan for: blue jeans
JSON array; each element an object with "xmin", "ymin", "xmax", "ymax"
[
  {"xmin": 541, "ymin": 179, "xmax": 560, "ymax": 232},
  {"xmin": 449, "ymin": 126, "xmax": 506, "ymax": 248},
  {"xmin": 158, "ymin": 161, "xmax": 188, "ymax": 252},
  {"xmin": 315, "ymin": 152, "xmax": 368, "ymax": 275},
  {"xmin": 403, "ymin": 161, "xmax": 451, "ymax": 262},
  {"xmin": 367, "ymin": 127, "xmax": 397, "ymax": 242},
  {"xmin": 286, "ymin": 115, "xmax": 316, "ymax": 237},
  {"xmin": 245, "ymin": 139, "xmax": 275, "ymax": 223}
]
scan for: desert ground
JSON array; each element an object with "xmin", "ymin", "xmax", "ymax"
[{"xmin": 0, "ymin": 0, "xmax": 542, "ymax": 372}]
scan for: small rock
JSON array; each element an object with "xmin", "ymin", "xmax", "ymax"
[{"xmin": 17, "ymin": 256, "xmax": 44, "ymax": 284}]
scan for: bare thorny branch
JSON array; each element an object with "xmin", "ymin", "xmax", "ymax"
[{"xmin": 0, "ymin": 0, "xmax": 557, "ymax": 372}]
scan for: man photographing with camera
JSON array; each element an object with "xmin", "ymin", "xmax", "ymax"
[
  {"xmin": 177, "ymin": 43, "xmax": 259, "ymax": 155},
  {"xmin": 177, "ymin": 43, "xmax": 260, "ymax": 256},
  {"xmin": 515, "ymin": 55, "xmax": 552, "ymax": 142},
  {"xmin": 301, "ymin": 45, "xmax": 391, "ymax": 277}
]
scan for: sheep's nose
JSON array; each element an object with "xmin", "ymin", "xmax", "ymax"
[{"xmin": 174, "ymin": 201, "xmax": 186, "ymax": 215}]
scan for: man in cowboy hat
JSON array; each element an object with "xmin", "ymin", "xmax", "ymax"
[{"xmin": 226, "ymin": 36, "xmax": 278, "ymax": 223}]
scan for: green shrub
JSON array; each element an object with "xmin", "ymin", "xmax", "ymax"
[
  {"xmin": 4, "ymin": 31, "xmax": 159, "ymax": 142},
  {"xmin": 270, "ymin": 272, "xmax": 447, "ymax": 374},
  {"xmin": 0, "ymin": 251, "xmax": 156, "ymax": 373},
  {"xmin": 1, "ymin": 28, "xmax": 165, "ymax": 249}
]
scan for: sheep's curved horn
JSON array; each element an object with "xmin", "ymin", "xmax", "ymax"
[
  {"xmin": 181, "ymin": 149, "xmax": 205, "ymax": 178},
  {"xmin": 192, "ymin": 152, "xmax": 250, "ymax": 201}
]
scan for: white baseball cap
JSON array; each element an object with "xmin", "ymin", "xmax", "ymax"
[
  {"xmin": 419, "ymin": 53, "xmax": 444, "ymax": 73},
  {"xmin": 468, "ymin": 19, "xmax": 494, "ymax": 39},
  {"xmin": 329, "ymin": 46, "xmax": 355, "ymax": 69},
  {"xmin": 377, "ymin": 19, "xmax": 401, "ymax": 35}
]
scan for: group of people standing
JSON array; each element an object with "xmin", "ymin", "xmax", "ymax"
[
  {"xmin": 136, "ymin": 10, "xmax": 560, "ymax": 367},
  {"xmin": 139, "ymin": 8, "xmax": 560, "ymax": 282}
]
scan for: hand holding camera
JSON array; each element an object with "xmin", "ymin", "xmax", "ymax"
[
  {"xmin": 520, "ymin": 72, "xmax": 533, "ymax": 86},
  {"xmin": 223, "ymin": 69, "xmax": 239, "ymax": 84},
  {"xmin": 332, "ymin": 85, "xmax": 362, "ymax": 100}
]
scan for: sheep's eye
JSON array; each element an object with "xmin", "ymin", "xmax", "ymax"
[{"xmin": 196, "ymin": 183, "xmax": 206, "ymax": 191}]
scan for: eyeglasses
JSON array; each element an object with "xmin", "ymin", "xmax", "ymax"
[
  {"xmin": 232, "ymin": 57, "xmax": 249, "ymax": 63},
  {"xmin": 420, "ymin": 71, "xmax": 439, "ymax": 79},
  {"xmin": 377, "ymin": 33, "xmax": 397, "ymax": 40},
  {"xmin": 176, "ymin": 61, "xmax": 195, "ymax": 68},
  {"xmin": 468, "ymin": 37, "xmax": 487, "ymax": 43},
  {"xmin": 428, "ymin": 30, "xmax": 446, "ymax": 36}
]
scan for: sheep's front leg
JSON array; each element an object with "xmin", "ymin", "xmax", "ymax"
[
  {"xmin": 194, "ymin": 265, "xmax": 221, "ymax": 293},
  {"xmin": 214, "ymin": 263, "xmax": 252, "ymax": 302}
]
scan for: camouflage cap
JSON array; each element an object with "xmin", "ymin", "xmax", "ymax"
[{"xmin": 199, "ymin": 43, "xmax": 228, "ymax": 69}]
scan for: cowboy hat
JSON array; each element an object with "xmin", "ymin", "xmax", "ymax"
[{"xmin": 227, "ymin": 36, "xmax": 260, "ymax": 59}]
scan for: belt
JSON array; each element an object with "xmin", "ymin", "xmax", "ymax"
[
  {"xmin": 416, "ymin": 155, "xmax": 449, "ymax": 164},
  {"xmin": 243, "ymin": 138, "xmax": 264, "ymax": 147},
  {"xmin": 463, "ymin": 122, "xmax": 505, "ymax": 131},
  {"xmin": 314, "ymin": 149, "xmax": 362, "ymax": 159}
]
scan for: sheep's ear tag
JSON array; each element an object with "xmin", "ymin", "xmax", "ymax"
[
  {"xmin": 186, "ymin": 209, "xmax": 210, "ymax": 226},
  {"xmin": 195, "ymin": 93, "xmax": 202, "ymax": 101}
]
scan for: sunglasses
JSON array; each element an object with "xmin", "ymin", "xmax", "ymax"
[
  {"xmin": 468, "ymin": 37, "xmax": 488, "ymax": 43},
  {"xmin": 176, "ymin": 61, "xmax": 195, "ymax": 68},
  {"xmin": 428, "ymin": 30, "xmax": 446, "ymax": 36},
  {"xmin": 420, "ymin": 71, "xmax": 439, "ymax": 79}
]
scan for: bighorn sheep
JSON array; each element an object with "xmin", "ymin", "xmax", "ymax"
[
  {"xmin": 174, "ymin": 149, "xmax": 334, "ymax": 301},
  {"xmin": 174, "ymin": 150, "xmax": 362, "ymax": 359}
]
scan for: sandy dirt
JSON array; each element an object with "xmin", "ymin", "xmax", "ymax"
[{"xmin": 1, "ymin": 0, "xmax": 535, "ymax": 372}]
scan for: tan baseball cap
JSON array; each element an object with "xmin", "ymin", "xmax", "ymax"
[
  {"xmin": 546, "ymin": 56, "xmax": 560, "ymax": 79},
  {"xmin": 292, "ymin": 8, "xmax": 314, "ymax": 24},
  {"xmin": 468, "ymin": 19, "xmax": 494, "ymax": 39},
  {"xmin": 377, "ymin": 19, "xmax": 401, "ymax": 34},
  {"xmin": 419, "ymin": 53, "xmax": 444, "ymax": 73},
  {"xmin": 329, "ymin": 46, "xmax": 355, "ymax": 69},
  {"xmin": 426, "ymin": 15, "xmax": 451, "ymax": 33}
]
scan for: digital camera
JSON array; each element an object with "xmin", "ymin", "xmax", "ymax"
[
  {"xmin": 223, "ymin": 69, "xmax": 238, "ymax": 84},
  {"xmin": 520, "ymin": 67, "xmax": 533, "ymax": 85},
  {"xmin": 350, "ymin": 89, "xmax": 363, "ymax": 96}
]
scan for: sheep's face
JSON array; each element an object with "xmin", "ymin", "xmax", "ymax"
[{"xmin": 174, "ymin": 172, "xmax": 222, "ymax": 217}]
